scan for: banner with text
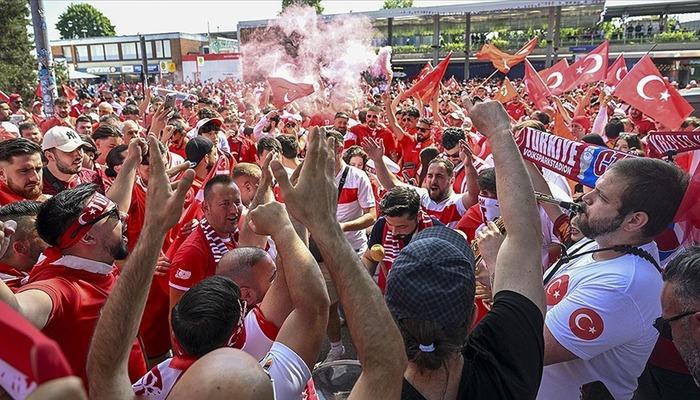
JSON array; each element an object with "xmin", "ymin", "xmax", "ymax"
[
  {"xmin": 516, "ymin": 127, "xmax": 637, "ymax": 187},
  {"xmin": 646, "ymin": 132, "xmax": 700, "ymax": 158}
]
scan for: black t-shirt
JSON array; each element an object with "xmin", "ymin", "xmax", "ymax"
[
  {"xmin": 402, "ymin": 291, "xmax": 544, "ymax": 400},
  {"xmin": 367, "ymin": 216, "xmax": 444, "ymax": 248}
]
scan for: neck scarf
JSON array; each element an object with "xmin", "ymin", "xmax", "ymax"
[{"xmin": 200, "ymin": 218, "xmax": 234, "ymax": 263}]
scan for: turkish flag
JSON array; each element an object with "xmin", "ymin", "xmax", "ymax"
[
  {"xmin": 552, "ymin": 102, "xmax": 577, "ymax": 141},
  {"xmin": 606, "ymin": 54, "xmax": 628, "ymax": 89},
  {"xmin": 0, "ymin": 90, "xmax": 9, "ymax": 102},
  {"xmin": 563, "ymin": 41, "xmax": 609, "ymax": 91},
  {"xmin": 538, "ymin": 58, "xmax": 569, "ymax": 95},
  {"xmin": 476, "ymin": 37, "xmax": 538, "ymax": 74},
  {"xmin": 446, "ymin": 76, "xmax": 460, "ymax": 91},
  {"xmin": 613, "ymin": 55, "xmax": 693, "ymax": 130},
  {"xmin": 62, "ymin": 85, "xmax": 78, "ymax": 101},
  {"xmin": 494, "ymin": 77, "xmax": 518, "ymax": 104},
  {"xmin": 403, "ymin": 52, "xmax": 452, "ymax": 102},
  {"xmin": 267, "ymin": 77, "xmax": 315, "ymax": 109},
  {"xmin": 415, "ymin": 62, "xmax": 433, "ymax": 81},
  {"xmin": 523, "ymin": 59, "xmax": 551, "ymax": 109}
]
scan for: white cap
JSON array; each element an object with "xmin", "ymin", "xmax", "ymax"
[
  {"xmin": 42, "ymin": 126, "xmax": 86, "ymax": 152},
  {"xmin": 195, "ymin": 117, "xmax": 223, "ymax": 134},
  {"xmin": 0, "ymin": 122, "xmax": 19, "ymax": 136}
]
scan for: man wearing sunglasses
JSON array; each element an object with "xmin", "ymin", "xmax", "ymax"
[
  {"xmin": 635, "ymin": 247, "xmax": 700, "ymax": 398},
  {"xmin": 345, "ymin": 106, "xmax": 397, "ymax": 161}
]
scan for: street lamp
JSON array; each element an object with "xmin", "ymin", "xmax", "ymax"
[{"xmin": 81, "ymin": 28, "xmax": 88, "ymax": 38}]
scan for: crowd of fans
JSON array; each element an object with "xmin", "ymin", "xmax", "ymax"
[{"xmin": 0, "ymin": 60, "xmax": 699, "ymax": 400}]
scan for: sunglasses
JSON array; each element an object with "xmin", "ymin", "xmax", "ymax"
[
  {"xmin": 654, "ymin": 310, "xmax": 698, "ymax": 341},
  {"xmin": 416, "ymin": 127, "xmax": 430, "ymax": 132},
  {"xmin": 285, "ymin": 122, "xmax": 297, "ymax": 128}
]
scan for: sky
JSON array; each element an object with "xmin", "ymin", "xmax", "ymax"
[{"xmin": 42, "ymin": 0, "xmax": 700, "ymax": 41}]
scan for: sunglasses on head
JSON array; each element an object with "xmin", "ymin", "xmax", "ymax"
[{"xmin": 654, "ymin": 311, "xmax": 698, "ymax": 341}]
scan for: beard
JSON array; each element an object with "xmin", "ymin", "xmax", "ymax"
[
  {"xmin": 56, "ymin": 158, "xmax": 81, "ymax": 175},
  {"xmin": 7, "ymin": 178, "xmax": 41, "ymax": 200},
  {"xmin": 577, "ymin": 212, "xmax": 625, "ymax": 239},
  {"xmin": 676, "ymin": 331, "xmax": 700, "ymax": 386},
  {"xmin": 111, "ymin": 236, "xmax": 129, "ymax": 260}
]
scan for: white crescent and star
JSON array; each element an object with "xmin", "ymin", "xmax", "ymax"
[
  {"xmin": 574, "ymin": 313, "xmax": 597, "ymax": 334},
  {"xmin": 546, "ymin": 72, "xmax": 563, "ymax": 89},
  {"xmin": 583, "ymin": 54, "xmax": 603, "ymax": 74},
  {"xmin": 615, "ymin": 67, "xmax": 626, "ymax": 81},
  {"xmin": 283, "ymin": 93, "xmax": 292, "ymax": 103},
  {"xmin": 636, "ymin": 75, "xmax": 666, "ymax": 101}
]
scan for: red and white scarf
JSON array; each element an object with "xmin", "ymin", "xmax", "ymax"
[
  {"xmin": 200, "ymin": 218, "xmax": 234, "ymax": 263},
  {"xmin": 382, "ymin": 211, "xmax": 434, "ymax": 265}
]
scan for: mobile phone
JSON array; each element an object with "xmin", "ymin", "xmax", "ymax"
[{"xmin": 165, "ymin": 93, "xmax": 176, "ymax": 109}]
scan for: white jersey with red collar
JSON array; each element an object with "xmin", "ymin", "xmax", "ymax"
[
  {"xmin": 538, "ymin": 240, "xmax": 662, "ymax": 400},
  {"xmin": 415, "ymin": 187, "xmax": 467, "ymax": 228}
]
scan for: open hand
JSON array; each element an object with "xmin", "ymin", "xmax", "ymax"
[{"xmin": 362, "ymin": 137, "xmax": 385, "ymax": 162}]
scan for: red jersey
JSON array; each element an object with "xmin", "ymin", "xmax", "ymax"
[
  {"xmin": 0, "ymin": 181, "xmax": 29, "ymax": 206},
  {"xmin": 42, "ymin": 167, "xmax": 105, "ymax": 196},
  {"xmin": 17, "ymin": 256, "xmax": 147, "ymax": 388},
  {"xmin": 308, "ymin": 113, "xmax": 334, "ymax": 128},
  {"xmin": 346, "ymin": 124, "xmax": 398, "ymax": 159},
  {"xmin": 168, "ymin": 225, "xmax": 237, "ymax": 292},
  {"xmin": 69, "ymin": 103, "xmax": 84, "ymax": 118},
  {"xmin": 39, "ymin": 116, "xmax": 74, "ymax": 134},
  {"xmin": 0, "ymin": 261, "xmax": 27, "ymax": 291},
  {"xmin": 0, "ymin": 301, "xmax": 73, "ymax": 399},
  {"xmin": 455, "ymin": 203, "xmax": 484, "ymax": 242},
  {"xmin": 505, "ymin": 102, "xmax": 526, "ymax": 121},
  {"xmin": 168, "ymin": 140, "xmax": 187, "ymax": 160},
  {"xmin": 398, "ymin": 136, "xmax": 433, "ymax": 179},
  {"xmin": 227, "ymin": 135, "xmax": 258, "ymax": 164}
]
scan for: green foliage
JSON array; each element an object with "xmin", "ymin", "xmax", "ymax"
[
  {"xmin": 490, "ymin": 39, "xmax": 509, "ymax": 50},
  {"xmin": 0, "ymin": 0, "xmax": 37, "ymax": 100},
  {"xmin": 383, "ymin": 0, "xmax": 413, "ymax": 9},
  {"xmin": 56, "ymin": 3, "xmax": 116, "ymax": 39},
  {"xmin": 282, "ymin": 0, "xmax": 323, "ymax": 14},
  {"xmin": 54, "ymin": 60, "xmax": 69, "ymax": 87},
  {"xmin": 656, "ymin": 30, "xmax": 697, "ymax": 43}
]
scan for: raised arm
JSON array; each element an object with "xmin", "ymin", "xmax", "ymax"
[
  {"xmin": 459, "ymin": 139, "xmax": 479, "ymax": 209},
  {"xmin": 271, "ymin": 127, "xmax": 407, "ymax": 399},
  {"xmin": 247, "ymin": 202, "xmax": 329, "ymax": 369},
  {"xmin": 87, "ymin": 136, "xmax": 194, "ymax": 400},
  {"xmin": 238, "ymin": 151, "xmax": 275, "ymax": 249},
  {"xmin": 465, "ymin": 99, "xmax": 545, "ymax": 315},
  {"xmin": 106, "ymin": 139, "xmax": 144, "ymax": 214},
  {"xmin": 383, "ymin": 92, "xmax": 409, "ymax": 142},
  {"xmin": 362, "ymin": 137, "xmax": 402, "ymax": 190}
]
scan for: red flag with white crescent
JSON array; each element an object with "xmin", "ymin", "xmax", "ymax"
[
  {"xmin": 523, "ymin": 59, "xmax": 551, "ymax": 110},
  {"xmin": 562, "ymin": 41, "xmax": 609, "ymax": 91},
  {"xmin": 267, "ymin": 77, "xmax": 315, "ymax": 109},
  {"xmin": 538, "ymin": 58, "xmax": 569, "ymax": 95},
  {"xmin": 612, "ymin": 55, "xmax": 693, "ymax": 130},
  {"xmin": 606, "ymin": 54, "xmax": 627, "ymax": 89}
]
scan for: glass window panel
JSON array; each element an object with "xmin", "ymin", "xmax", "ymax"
[
  {"xmin": 75, "ymin": 45, "xmax": 88, "ymax": 62},
  {"xmin": 163, "ymin": 40, "xmax": 171, "ymax": 58},
  {"xmin": 90, "ymin": 44, "xmax": 105, "ymax": 61},
  {"xmin": 155, "ymin": 40, "xmax": 164, "ymax": 58},
  {"xmin": 146, "ymin": 41, "xmax": 153, "ymax": 59},
  {"xmin": 104, "ymin": 43, "xmax": 119, "ymax": 60},
  {"xmin": 62, "ymin": 46, "xmax": 73, "ymax": 62},
  {"xmin": 122, "ymin": 42, "xmax": 137, "ymax": 60}
]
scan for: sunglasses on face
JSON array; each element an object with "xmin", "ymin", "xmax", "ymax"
[
  {"xmin": 366, "ymin": 115, "xmax": 379, "ymax": 119},
  {"xmin": 654, "ymin": 310, "xmax": 698, "ymax": 341},
  {"xmin": 285, "ymin": 123, "xmax": 297, "ymax": 128},
  {"xmin": 416, "ymin": 127, "xmax": 430, "ymax": 133}
]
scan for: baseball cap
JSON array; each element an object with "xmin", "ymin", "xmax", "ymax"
[
  {"xmin": 9, "ymin": 94, "xmax": 22, "ymax": 103},
  {"xmin": 186, "ymin": 136, "xmax": 214, "ymax": 165},
  {"xmin": 449, "ymin": 110, "xmax": 465, "ymax": 121},
  {"xmin": 196, "ymin": 118, "xmax": 223, "ymax": 134},
  {"xmin": 42, "ymin": 126, "xmax": 87, "ymax": 152},
  {"xmin": 385, "ymin": 226, "xmax": 476, "ymax": 331}
]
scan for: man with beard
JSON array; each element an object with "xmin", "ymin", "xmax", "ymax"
[
  {"xmin": 332, "ymin": 111, "xmax": 349, "ymax": 136},
  {"xmin": 0, "ymin": 183, "xmax": 147, "ymax": 388},
  {"xmin": 41, "ymin": 127, "xmax": 105, "ymax": 196},
  {"xmin": 365, "ymin": 137, "xmax": 476, "ymax": 228},
  {"xmin": 395, "ymin": 116, "xmax": 436, "ymax": 179},
  {"xmin": 628, "ymin": 107, "xmax": 656, "ymax": 137},
  {"xmin": 0, "ymin": 201, "xmax": 47, "ymax": 290},
  {"xmin": 346, "ymin": 105, "xmax": 397, "ymax": 160},
  {"xmin": 0, "ymin": 138, "xmax": 45, "ymax": 204},
  {"xmin": 362, "ymin": 186, "xmax": 442, "ymax": 293},
  {"xmin": 538, "ymin": 158, "xmax": 687, "ymax": 400},
  {"xmin": 168, "ymin": 174, "xmax": 243, "ymax": 309},
  {"xmin": 40, "ymin": 98, "xmax": 74, "ymax": 133}
]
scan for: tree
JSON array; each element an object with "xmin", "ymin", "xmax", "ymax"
[
  {"xmin": 282, "ymin": 0, "xmax": 323, "ymax": 14},
  {"xmin": 56, "ymin": 3, "xmax": 116, "ymax": 39},
  {"xmin": 383, "ymin": 0, "xmax": 413, "ymax": 9},
  {"xmin": 0, "ymin": 0, "xmax": 37, "ymax": 100}
]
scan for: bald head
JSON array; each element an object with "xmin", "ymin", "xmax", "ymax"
[{"xmin": 169, "ymin": 348, "xmax": 273, "ymax": 400}]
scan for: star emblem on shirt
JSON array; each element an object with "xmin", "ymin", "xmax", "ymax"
[
  {"xmin": 588, "ymin": 327, "xmax": 597, "ymax": 334},
  {"xmin": 576, "ymin": 66, "xmax": 584, "ymax": 74},
  {"xmin": 89, "ymin": 209, "xmax": 97, "ymax": 214},
  {"xmin": 659, "ymin": 90, "xmax": 670, "ymax": 101},
  {"xmin": 553, "ymin": 290, "xmax": 560, "ymax": 298}
]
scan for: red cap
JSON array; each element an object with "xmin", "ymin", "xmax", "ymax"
[{"xmin": 9, "ymin": 94, "xmax": 22, "ymax": 102}]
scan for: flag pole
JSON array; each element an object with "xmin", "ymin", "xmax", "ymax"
[
  {"xmin": 484, "ymin": 69, "xmax": 500, "ymax": 83},
  {"xmin": 643, "ymin": 43, "xmax": 659, "ymax": 58}
]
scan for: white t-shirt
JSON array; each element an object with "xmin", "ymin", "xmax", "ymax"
[
  {"xmin": 538, "ymin": 240, "xmax": 662, "ymax": 400},
  {"xmin": 335, "ymin": 165, "xmax": 375, "ymax": 252},
  {"xmin": 260, "ymin": 342, "xmax": 311, "ymax": 400},
  {"xmin": 415, "ymin": 187, "xmax": 467, "ymax": 228}
]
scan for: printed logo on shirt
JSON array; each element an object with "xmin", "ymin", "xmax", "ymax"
[
  {"xmin": 568, "ymin": 307, "xmax": 605, "ymax": 340},
  {"xmin": 260, "ymin": 353, "xmax": 274, "ymax": 372},
  {"xmin": 133, "ymin": 367, "xmax": 164, "ymax": 396},
  {"xmin": 175, "ymin": 269, "xmax": 191, "ymax": 280},
  {"xmin": 545, "ymin": 274, "xmax": 570, "ymax": 306}
]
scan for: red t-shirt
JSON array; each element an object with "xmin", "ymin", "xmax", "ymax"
[
  {"xmin": 17, "ymin": 258, "xmax": 147, "ymax": 388},
  {"xmin": 0, "ymin": 301, "xmax": 73, "ymax": 399},
  {"xmin": 505, "ymin": 102, "xmax": 526, "ymax": 122},
  {"xmin": 399, "ymin": 136, "xmax": 433, "ymax": 179},
  {"xmin": 346, "ymin": 124, "xmax": 398, "ymax": 160},
  {"xmin": 0, "ymin": 261, "xmax": 26, "ymax": 291},
  {"xmin": 39, "ymin": 117, "xmax": 74, "ymax": 134},
  {"xmin": 69, "ymin": 103, "xmax": 84, "ymax": 118},
  {"xmin": 0, "ymin": 181, "xmax": 29, "ymax": 206},
  {"xmin": 168, "ymin": 141, "xmax": 187, "ymax": 160},
  {"xmin": 308, "ymin": 113, "xmax": 335, "ymax": 128},
  {"xmin": 168, "ymin": 225, "xmax": 237, "ymax": 292},
  {"xmin": 228, "ymin": 136, "xmax": 257, "ymax": 164}
]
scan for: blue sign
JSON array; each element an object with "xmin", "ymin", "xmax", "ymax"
[
  {"xmin": 133, "ymin": 64, "xmax": 160, "ymax": 74},
  {"xmin": 569, "ymin": 45, "xmax": 597, "ymax": 53}
]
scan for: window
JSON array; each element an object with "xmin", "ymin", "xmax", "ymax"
[
  {"xmin": 62, "ymin": 46, "xmax": 73, "ymax": 62},
  {"xmin": 163, "ymin": 40, "xmax": 171, "ymax": 58},
  {"xmin": 90, "ymin": 44, "xmax": 105, "ymax": 61},
  {"xmin": 75, "ymin": 45, "xmax": 89, "ymax": 62},
  {"xmin": 146, "ymin": 41, "xmax": 154, "ymax": 59},
  {"xmin": 122, "ymin": 42, "xmax": 137, "ymax": 60},
  {"xmin": 105, "ymin": 43, "xmax": 119, "ymax": 60},
  {"xmin": 155, "ymin": 40, "xmax": 164, "ymax": 58}
]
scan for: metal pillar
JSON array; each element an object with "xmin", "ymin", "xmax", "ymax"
[
  {"xmin": 546, "ymin": 6, "xmax": 556, "ymax": 67},
  {"xmin": 432, "ymin": 15, "xmax": 440, "ymax": 66},
  {"xmin": 140, "ymin": 35, "xmax": 149, "ymax": 88},
  {"xmin": 554, "ymin": 6, "xmax": 562, "ymax": 62},
  {"xmin": 464, "ymin": 13, "xmax": 471, "ymax": 81},
  {"xmin": 387, "ymin": 17, "xmax": 393, "ymax": 47},
  {"xmin": 29, "ymin": 0, "xmax": 57, "ymax": 117}
]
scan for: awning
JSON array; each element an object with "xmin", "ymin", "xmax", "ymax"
[{"xmin": 69, "ymin": 70, "xmax": 99, "ymax": 80}]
